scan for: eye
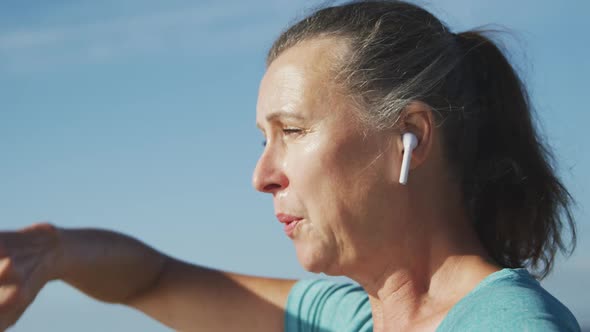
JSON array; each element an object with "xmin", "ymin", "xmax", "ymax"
[
  {"xmin": 283, "ymin": 127, "xmax": 303, "ymax": 135},
  {"xmin": 261, "ymin": 128, "xmax": 305, "ymax": 147}
]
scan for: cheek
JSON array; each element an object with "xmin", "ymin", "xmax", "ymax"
[
  {"xmin": 286, "ymin": 132, "xmax": 394, "ymax": 272},
  {"xmin": 286, "ymin": 139, "xmax": 324, "ymax": 192},
  {"xmin": 317, "ymin": 134, "xmax": 393, "ymax": 233},
  {"xmin": 324, "ymin": 133, "xmax": 387, "ymax": 197},
  {"xmin": 288, "ymin": 129, "xmax": 388, "ymax": 210},
  {"xmin": 290, "ymin": 133, "xmax": 385, "ymax": 226}
]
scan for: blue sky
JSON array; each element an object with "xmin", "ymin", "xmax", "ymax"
[{"xmin": 1, "ymin": 0, "xmax": 588, "ymax": 330}]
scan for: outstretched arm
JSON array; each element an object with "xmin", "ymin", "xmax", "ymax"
[{"xmin": 0, "ymin": 223, "xmax": 296, "ymax": 331}]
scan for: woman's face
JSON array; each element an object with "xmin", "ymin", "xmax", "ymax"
[{"xmin": 253, "ymin": 38, "xmax": 405, "ymax": 275}]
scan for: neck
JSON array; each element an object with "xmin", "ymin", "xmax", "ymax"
[
  {"xmin": 364, "ymin": 256, "xmax": 498, "ymax": 332},
  {"xmin": 349, "ymin": 184, "xmax": 499, "ymax": 331}
]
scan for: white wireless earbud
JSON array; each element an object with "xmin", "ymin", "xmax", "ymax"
[{"xmin": 399, "ymin": 132, "xmax": 418, "ymax": 185}]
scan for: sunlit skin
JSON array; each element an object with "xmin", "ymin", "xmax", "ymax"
[
  {"xmin": 253, "ymin": 37, "xmax": 500, "ymax": 331},
  {"xmin": 254, "ymin": 39, "xmax": 403, "ymax": 277}
]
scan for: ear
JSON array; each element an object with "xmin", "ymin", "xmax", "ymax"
[{"xmin": 395, "ymin": 101, "xmax": 435, "ymax": 173}]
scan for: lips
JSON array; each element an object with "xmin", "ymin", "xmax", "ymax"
[{"xmin": 276, "ymin": 213, "xmax": 303, "ymax": 238}]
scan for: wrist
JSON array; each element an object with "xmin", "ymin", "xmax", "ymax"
[{"xmin": 25, "ymin": 222, "xmax": 66, "ymax": 282}]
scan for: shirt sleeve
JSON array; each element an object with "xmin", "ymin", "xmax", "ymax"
[{"xmin": 284, "ymin": 279, "xmax": 373, "ymax": 332}]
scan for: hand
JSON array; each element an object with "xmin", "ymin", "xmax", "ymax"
[{"xmin": 0, "ymin": 223, "xmax": 62, "ymax": 331}]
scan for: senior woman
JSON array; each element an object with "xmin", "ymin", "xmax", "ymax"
[{"xmin": 0, "ymin": 1, "xmax": 580, "ymax": 331}]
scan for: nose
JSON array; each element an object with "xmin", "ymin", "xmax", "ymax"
[{"xmin": 252, "ymin": 146, "xmax": 289, "ymax": 194}]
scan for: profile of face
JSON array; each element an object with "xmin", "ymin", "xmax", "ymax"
[{"xmin": 253, "ymin": 37, "xmax": 409, "ymax": 276}]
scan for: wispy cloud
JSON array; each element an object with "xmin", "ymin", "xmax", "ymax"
[
  {"xmin": 2, "ymin": 0, "xmax": 510, "ymax": 73},
  {"xmin": 0, "ymin": 1, "xmax": 291, "ymax": 72}
]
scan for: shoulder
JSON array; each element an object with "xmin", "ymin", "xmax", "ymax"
[
  {"xmin": 285, "ymin": 279, "xmax": 373, "ymax": 332},
  {"xmin": 438, "ymin": 269, "xmax": 581, "ymax": 332}
]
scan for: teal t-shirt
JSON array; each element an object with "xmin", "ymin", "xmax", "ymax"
[{"xmin": 285, "ymin": 268, "xmax": 581, "ymax": 331}]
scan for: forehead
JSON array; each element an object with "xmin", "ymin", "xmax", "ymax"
[
  {"xmin": 267, "ymin": 36, "xmax": 348, "ymax": 79},
  {"xmin": 256, "ymin": 38, "xmax": 349, "ymax": 123}
]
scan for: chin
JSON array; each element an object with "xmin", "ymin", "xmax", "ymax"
[{"xmin": 294, "ymin": 241, "xmax": 338, "ymax": 275}]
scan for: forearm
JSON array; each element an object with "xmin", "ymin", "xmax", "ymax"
[
  {"xmin": 126, "ymin": 259, "xmax": 295, "ymax": 331},
  {"xmin": 53, "ymin": 227, "xmax": 167, "ymax": 304},
  {"xmin": 4, "ymin": 224, "xmax": 295, "ymax": 331}
]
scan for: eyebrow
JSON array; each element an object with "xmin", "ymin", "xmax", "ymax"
[{"xmin": 257, "ymin": 111, "xmax": 305, "ymax": 129}]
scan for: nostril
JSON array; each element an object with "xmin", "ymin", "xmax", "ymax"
[{"xmin": 263, "ymin": 183, "xmax": 282, "ymax": 193}]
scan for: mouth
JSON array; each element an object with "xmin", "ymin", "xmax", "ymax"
[{"xmin": 276, "ymin": 213, "xmax": 303, "ymax": 238}]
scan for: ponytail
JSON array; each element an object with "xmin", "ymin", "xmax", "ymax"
[{"xmin": 447, "ymin": 31, "xmax": 576, "ymax": 278}]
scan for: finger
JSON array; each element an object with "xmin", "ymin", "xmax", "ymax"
[
  {"xmin": 0, "ymin": 259, "xmax": 20, "ymax": 313},
  {"xmin": 0, "ymin": 257, "xmax": 14, "ymax": 282},
  {"xmin": 0, "ymin": 283, "xmax": 20, "ymax": 313},
  {"xmin": 0, "ymin": 259, "xmax": 16, "ymax": 283},
  {"xmin": 0, "ymin": 243, "xmax": 16, "ymax": 262}
]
